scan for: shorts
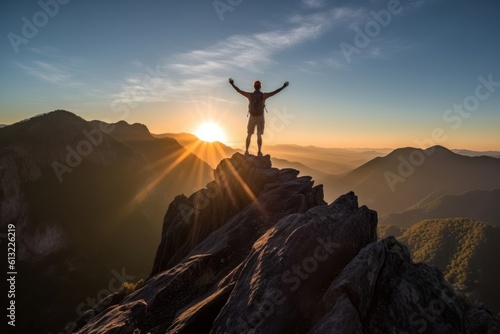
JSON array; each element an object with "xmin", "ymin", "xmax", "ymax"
[{"xmin": 247, "ymin": 115, "xmax": 265, "ymax": 135}]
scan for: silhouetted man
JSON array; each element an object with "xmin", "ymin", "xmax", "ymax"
[{"xmin": 229, "ymin": 78, "xmax": 289, "ymax": 156}]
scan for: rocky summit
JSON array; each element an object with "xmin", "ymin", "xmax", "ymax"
[{"xmin": 74, "ymin": 153, "xmax": 500, "ymax": 334}]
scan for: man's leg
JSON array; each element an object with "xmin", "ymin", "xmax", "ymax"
[
  {"xmin": 245, "ymin": 133, "xmax": 252, "ymax": 155},
  {"xmin": 257, "ymin": 115, "xmax": 264, "ymax": 156},
  {"xmin": 247, "ymin": 116, "xmax": 258, "ymax": 155},
  {"xmin": 257, "ymin": 134, "xmax": 262, "ymax": 156}
]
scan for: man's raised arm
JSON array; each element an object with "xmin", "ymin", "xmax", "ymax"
[
  {"xmin": 264, "ymin": 81, "xmax": 289, "ymax": 98},
  {"xmin": 229, "ymin": 78, "xmax": 249, "ymax": 97}
]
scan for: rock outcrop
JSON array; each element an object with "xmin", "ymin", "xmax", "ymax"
[
  {"xmin": 75, "ymin": 153, "xmax": 500, "ymax": 334},
  {"xmin": 151, "ymin": 153, "xmax": 325, "ymax": 275}
]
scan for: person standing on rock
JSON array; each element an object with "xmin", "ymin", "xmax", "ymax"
[{"xmin": 229, "ymin": 78, "xmax": 289, "ymax": 156}]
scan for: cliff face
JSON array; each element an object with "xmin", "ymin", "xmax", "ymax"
[{"xmin": 75, "ymin": 153, "xmax": 500, "ymax": 334}]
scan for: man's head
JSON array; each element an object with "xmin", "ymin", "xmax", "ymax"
[{"xmin": 253, "ymin": 80, "xmax": 262, "ymax": 91}]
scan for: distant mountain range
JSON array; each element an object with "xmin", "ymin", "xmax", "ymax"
[
  {"xmin": 319, "ymin": 146, "xmax": 500, "ymax": 215},
  {"xmin": 3, "ymin": 111, "xmax": 500, "ymax": 332},
  {"xmin": 0, "ymin": 110, "xmax": 213, "ymax": 333},
  {"xmin": 452, "ymin": 149, "xmax": 500, "ymax": 158},
  {"xmin": 155, "ymin": 134, "xmax": 392, "ymax": 180},
  {"xmin": 381, "ymin": 188, "xmax": 500, "ymax": 227},
  {"xmin": 263, "ymin": 144, "xmax": 391, "ymax": 176},
  {"xmin": 157, "ymin": 132, "xmax": 330, "ymax": 179},
  {"xmin": 270, "ymin": 156, "xmax": 328, "ymax": 180}
]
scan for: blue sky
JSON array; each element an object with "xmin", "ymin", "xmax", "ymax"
[{"xmin": 1, "ymin": 0, "xmax": 499, "ymax": 150}]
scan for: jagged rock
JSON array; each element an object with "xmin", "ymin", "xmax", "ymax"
[
  {"xmin": 151, "ymin": 153, "xmax": 324, "ymax": 275},
  {"xmin": 74, "ymin": 300, "xmax": 147, "ymax": 334},
  {"xmin": 75, "ymin": 153, "xmax": 500, "ymax": 334},
  {"xmin": 209, "ymin": 192, "xmax": 377, "ymax": 334},
  {"xmin": 311, "ymin": 237, "xmax": 467, "ymax": 333},
  {"xmin": 72, "ymin": 292, "xmax": 127, "ymax": 333}
]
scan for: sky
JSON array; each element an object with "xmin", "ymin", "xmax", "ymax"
[{"xmin": 1, "ymin": 0, "xmax": 499, "ymax": 150}]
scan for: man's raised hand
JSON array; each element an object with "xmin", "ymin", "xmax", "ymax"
[
  {"xmin": 229, "ymin": 78, "xmax": 234, "ymax": 85},
  {"xmin": 284, "ymin": 81, "xmax": 289, "ymax": 87}
]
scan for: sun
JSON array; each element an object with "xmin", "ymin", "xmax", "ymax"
[{"xmin": 194, "ymin": 122, "xmax": 227, "ymax": 143}]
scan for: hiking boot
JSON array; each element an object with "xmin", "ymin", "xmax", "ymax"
[
  {"xmin": 258, "ymin": 151, "xmax": 263, "ymax": 157},
  {"xmin": 244, "ymin": 150, "xmax": 250, "ymax": 156}
]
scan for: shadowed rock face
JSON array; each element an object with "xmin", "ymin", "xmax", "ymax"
[
  {"xmin": 74, "ymin": 153, "xmax": 500, "ymax": 334},
  {"xmin": 0, "ymin": 110, "xmax": 214, "ymax": 333}
]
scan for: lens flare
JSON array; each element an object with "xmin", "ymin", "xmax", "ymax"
[{"xmin": 194, "ymin": 122, "xmax": 226, "ymax": 143}]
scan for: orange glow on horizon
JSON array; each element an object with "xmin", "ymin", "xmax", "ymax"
[{"xmin": 194, "ymin": 121, "xmax": 227, "ymax": 143}]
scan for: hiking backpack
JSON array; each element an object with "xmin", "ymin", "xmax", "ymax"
[{"xmin": 248, "ymin": 91, "xmax": 265, "ymax": 116}]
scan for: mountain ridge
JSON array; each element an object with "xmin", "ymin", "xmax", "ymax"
[
  {"xmin": 381, "ymin": 188, "xmax": 500, "ymax": 227},
  {"xmin": 73, "ymin": 153, "xmax": 500, "ymax": 334},
  {"xmin": 319, "ymin": 145, "xmax": 500, "ymax": 215},
  {"xmin": 0, "ymin": 110, "xmax": 214, "ymax": 333}
]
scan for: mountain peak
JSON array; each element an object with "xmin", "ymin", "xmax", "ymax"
[
  {"xmin": 0, "ymin": 110, "xmax": 91, "ymax": 151},
  {"xmin": 33, "ymin": 109, "xmax": 86, "ymax": 125},
  {"xmin": 386, "ymin": 145, "xmax": 455, "ymax": 158},
  {"xmin": 426, "ymin": 145, "xmax": 455, "ymax": 156},
  {"xmin": 428, "ymin": 144, "xmax": 451, "ymax": 151}
]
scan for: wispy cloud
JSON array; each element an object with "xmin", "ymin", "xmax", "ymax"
[
  {"xmin": 314, "ymin": 38, "xmax": 414, "ymax": 69},
  {"xmin": 171, "ymin": 7, "xmax": 365, "ymax": 76},
  {"xmin": 14, "ymin": 3, "xmax": 416, "ymax": 109},
  {"xmin": 115, "ymin": 7, "xmax": 362, "ymax": 104},
  {"xmin": 301, "ymin": 0, "xmax": 326, "ymax": 9},
  {"xmin": 15, "ymin": 60, "xmax": 75, "ymax": 86},
  {"xmin": 13, "ymin": 48, "xmax": 114, "ymax": 105},
  {"xmin": 299, "ymin": 0, "xmax": 420, "ymax": 70},
  {"xmin": 14, "ymin": 47, "xmax": 89, "ymax": 89}
]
